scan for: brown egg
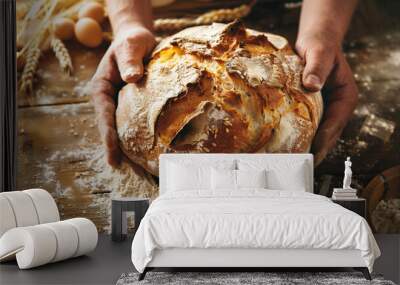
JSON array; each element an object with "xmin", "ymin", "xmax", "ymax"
[
  {"xmin": 52, "ymin": 17, "xmax": 75, "ymax": 40},
  {"xmin": 75, "ymin": 18, "xmax": 103, "ymax": 48},
  {"xmin": 78, "ymin": 2, "xmax": 105, "ymax": 23}
]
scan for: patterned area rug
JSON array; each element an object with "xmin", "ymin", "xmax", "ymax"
[{"xmin": 116, "ymin": 272, "xmax": 395, "ymax": 285}]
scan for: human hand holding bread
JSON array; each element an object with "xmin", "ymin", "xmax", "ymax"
[
  {"xmin": 296, "ymin": 0, "xmax": 359, "ymax": 166},
  {"xmin": 90, "ymin": 0, "xmax": 155, "ymax": 167},
  {"xmin": 91, "ymin": 0, "xmax": 359, "ymax": 169}
]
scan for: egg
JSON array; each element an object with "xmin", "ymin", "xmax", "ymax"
[
  {"xmin": 78, "ymin": 2, "xmax": 105, "ymax": 23},
  {"xmin": 52, "ymin": 17, "xmax": 75, "ymax": 40},
  {"xmin": 75, "ymin": 18, "xmax": 103, "ymax": 48}
]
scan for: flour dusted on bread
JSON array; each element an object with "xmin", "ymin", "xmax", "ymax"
[{"xmin": 116, "ymin": 21, "xmax": 323, "ymax": 176}]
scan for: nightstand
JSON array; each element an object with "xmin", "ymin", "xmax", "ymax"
[
  {"xmin": 331, "ymin": 197, "xmax": 366, "ymax": 218},
  {"xmin": 111, "ymin": 197, "xmax": 150, "ymax": 242}
]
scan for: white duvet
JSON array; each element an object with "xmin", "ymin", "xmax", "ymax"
[{"xmin": 131, "ymin": 190, "xmax": 380, "ymax": 272}]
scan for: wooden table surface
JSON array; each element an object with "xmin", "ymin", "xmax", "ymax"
[{"xmin": 16, "ymin": 0, "xmax": 400, "ymax": 232}]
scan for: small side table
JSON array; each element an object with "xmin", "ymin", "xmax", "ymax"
[
  {"xmin": 331, "ymin": 197, "xmax": 366, "ymax": 218},
  {"xmin": 112, "ymin": 197, "xmax": 149, "ymax": 242}
]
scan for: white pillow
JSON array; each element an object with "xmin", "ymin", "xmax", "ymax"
[
  {"xmin": 266, "ymin": 162, "xmax": 307, "ymax": 191},
  {"xmin": 211, "ymin": 169, "xmax": 267, "ymax": 190},
  {"xmin": 167, "ymin": 163, "xmax": 211, "ymax": 191},
  {"xmin": 238, "ymin": 159, "xmax": 309, "ymax": 191},
  {"xmin": 236, "ymin": 169, "xmax": 267, "ymax": 189},
  {"xmin": 211, "ymin": 168, "xmax": 236, "ymax": 190},
  {"xmin": 166, "ymin": 159, "xmax": 236, "ymax": 192}
]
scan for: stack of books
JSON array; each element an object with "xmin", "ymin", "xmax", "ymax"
[{"xmin": 332, "ymin": 188, "xmax": 358, "ymax": 200}]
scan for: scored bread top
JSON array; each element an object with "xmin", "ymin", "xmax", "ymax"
[{"xmin": 116, "ymin": 21, "xmax": 323, "ymax": 176}]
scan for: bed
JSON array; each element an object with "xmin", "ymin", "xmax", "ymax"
[{"xmin": 131, "ymin": 154, "xmax": 380, "ymax": 280}]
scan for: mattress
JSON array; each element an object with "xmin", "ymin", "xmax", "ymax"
[{"xmin": 131, "ymin": 189, "xmax": 380, "ymax": 272}]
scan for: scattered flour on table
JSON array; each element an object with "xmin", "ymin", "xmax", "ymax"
[
  {"xmin": 73, "ymin": 79, "xmax": 90, "ymax": 97},
  {"xmin": 77, "ymin": 146, "xmax": 158, "ymax": 199},
  {"xmin": 41, "ymin": 145, "xmax": 158, "ymax": 232}
]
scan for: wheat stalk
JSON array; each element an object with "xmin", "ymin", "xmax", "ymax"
[
  {"xmin": 19, "ymin": 40, "xmax": 41, "ymax": 95},
  {"xmin": 154, "ymin": 18, "xmax": 192, "ymax": 33},
  {"xmin": 19, "ymin": 0, "xmax": 58, "ymax": 56},
  {"xmin": 51, "ymin": 37, "xmax": 73, "ymax": 75},
  {"xmin": 194, "ymin": 3, "xmax": 252, "ymax": 24},
  {"xmin": 154, "ymin": 1, "xmax": 255, "ymax": 32}
]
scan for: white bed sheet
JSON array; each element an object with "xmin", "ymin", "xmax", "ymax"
[{"xmin": 131, "ymin": 190, "xmax": 380, "ymax": 273}]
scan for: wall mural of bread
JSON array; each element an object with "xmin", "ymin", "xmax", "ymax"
[
  {"xmin": 116, "ymin": 21, "xmax": 323, "ymax": 176},
  {"xmin": 15, "ymin": 0, "xmax": 399, "ymax": 233}
]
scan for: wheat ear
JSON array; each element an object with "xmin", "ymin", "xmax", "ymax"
[
  {"xmin": 19, "ymin": 41, "xmax": 41, "ymax": 95},
  {"xmin": 154, "ymin": 2, "xmax": 255, "ymax": 32},
  {"xmin": 51, "ymin": 37, "xmax": 73, "ymax": 75}
]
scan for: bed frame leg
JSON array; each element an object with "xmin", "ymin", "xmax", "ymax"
[
  {"xmin": 138, "ymin": 268, "xmax": 148, "ymax": 281},
  {"xmin": 354, "ymin": 267, "xmax": 371, "ymax": 280},
  {"xmin": 362, "ymin": 268, "xmax": 372, "ymax": 280}
]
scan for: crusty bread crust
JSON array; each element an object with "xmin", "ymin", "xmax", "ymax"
[{"xmin": 116, "ymin": 21, "xmax": 323, "ymax": 175}]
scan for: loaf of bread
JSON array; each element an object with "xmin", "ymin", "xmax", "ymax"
[{"xmin": 116, "ymin": 21, "xmax": 323, "ymax": 176}]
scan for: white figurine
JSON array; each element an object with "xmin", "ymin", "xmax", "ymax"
[{"xmin": 343, "ymin": 157, "xmax": 353, "ymax": 190}]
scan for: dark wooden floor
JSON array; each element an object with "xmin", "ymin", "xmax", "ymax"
[
  {"xmin": 0, "ymin": 234, "xmax": 133, "ymax": 285},
  {"xmin": 1, "ymin": 234, "xmax": 398, "ymax": 285}
]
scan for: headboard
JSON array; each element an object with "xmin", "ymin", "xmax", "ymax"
[{"xmin": 159, "ymin": 153, "xmax": 314, "ymax": 194}]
